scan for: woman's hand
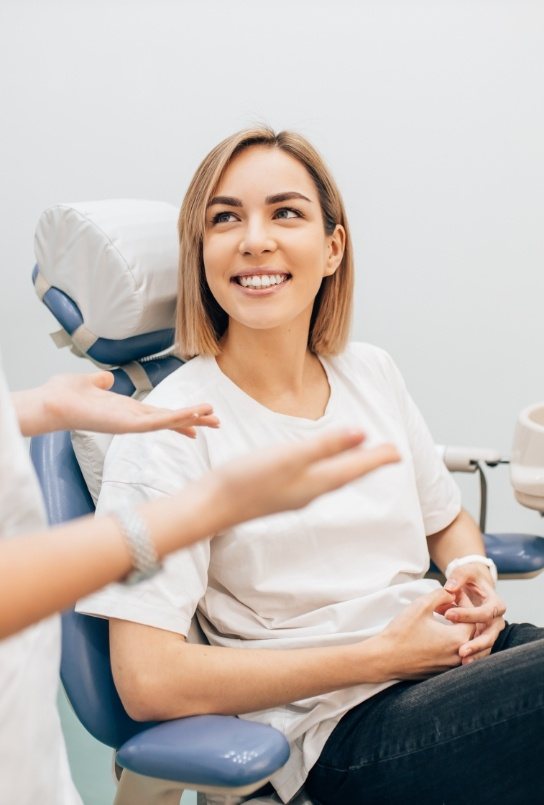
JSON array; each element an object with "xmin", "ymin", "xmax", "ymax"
[
  {"xmin": 442, "ymin": 564, "xmax": 506, "ymax": 663},
  {"xmin": 374, "ymin": 588, "xmax": 475, "ymax": 681},
  {"xmin": 207, "ymin": 428, "xmax": 400, "ymax": 530},
  {"xmin": 13, "ymin": 371, "xmax": 220, "ymax": 437}
]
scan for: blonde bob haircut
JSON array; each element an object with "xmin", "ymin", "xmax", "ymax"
[{"xmin": 176, "ymin": 127, "xmax": 354, "ymax": 358}]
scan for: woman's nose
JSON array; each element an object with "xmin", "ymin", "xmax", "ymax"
[{"xmin": 238, "ymin": 217, "xmax": 277, "ymax": 256}]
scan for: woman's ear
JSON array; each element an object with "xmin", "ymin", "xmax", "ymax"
[{"xmin": 324, "ymin": 225, "xmax": 346, "ymax": 277}]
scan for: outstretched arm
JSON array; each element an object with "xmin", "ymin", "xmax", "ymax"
[
  {"xmin": 0, "ymin": 429, "xmax": 398, "ymax": 638},
  {"xmin": 11, "ymin": 371, "xmax": 220, "ymax": 438}
]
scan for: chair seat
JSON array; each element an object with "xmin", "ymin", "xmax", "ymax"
[{"xmin": 116, "ymin": 715, "xmax": 290, "ymax": 788}]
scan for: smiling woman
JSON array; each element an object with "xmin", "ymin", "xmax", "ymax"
[
  {"xmin": 177, "ymin": 129, "xmax": 353, "ymax": 361},
  {"xmin": 78, "ymin": 127, "xmax": 544, "ymax": 805},
  {"xmin": 202, "ymin": 147, "xmax": 345, "ymax": 357}
]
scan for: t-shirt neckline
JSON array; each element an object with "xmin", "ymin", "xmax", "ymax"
[{"xmin": 206, "ymin": 354, "xmax": 337, "ymax": 428}]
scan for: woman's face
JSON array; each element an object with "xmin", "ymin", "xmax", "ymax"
[{"xmin": 202, "ymin": 145, "xmax": 345, "ymax": 336}]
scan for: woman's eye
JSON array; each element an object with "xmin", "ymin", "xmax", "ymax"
[
  {"xmin": 211, "ymin": 211, "xmax": 237, "ymax": 225},
  {"xmin": 274, "ymin": 207, "xmax": 301, "ymax": 220}
]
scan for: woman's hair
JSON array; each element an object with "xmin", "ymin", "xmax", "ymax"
[{"xmin": 176, "ymin": 126, "xmax": 354, "ymax": 358}]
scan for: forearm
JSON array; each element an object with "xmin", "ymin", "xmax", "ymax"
[
  {"xmin": 0, "ymin": 479, "xmax": 223, "ymax": 638},
  {"xmin": 427, "ymin": 509, "xmax": 486, "ymax": 574},
  {"xmin": 110, "ymin": 621, "xmax": 388, "ymax": 721},
  {"xmin": 110, "ymin": 587, "xmax": 482, "ymax": 721}
]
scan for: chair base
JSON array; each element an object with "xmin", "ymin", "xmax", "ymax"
[
  {"xmin": 115, "ymin": 769, "xmax": 184, "ymax": 805},
  {"xmin": 114, "ymin": 767, "xmax": 278, "ymax": 805}
]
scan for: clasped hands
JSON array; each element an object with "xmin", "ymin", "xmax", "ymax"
[{"xmin": 437, "ymin": 563, "xmax": 506, "ymax": 664}]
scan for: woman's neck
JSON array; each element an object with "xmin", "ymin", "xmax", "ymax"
[{"xmin": 216, "ymin": 320, "xmax": 330, "ymax": 419}]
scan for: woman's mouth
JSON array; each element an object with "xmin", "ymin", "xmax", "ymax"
[{"xmin": 232, "ymin": 273, "xmax": 291, "ymax": 290}]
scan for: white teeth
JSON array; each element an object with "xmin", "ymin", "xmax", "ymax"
[{"xmin": 238, "ymin": 274, "xmax": 288, "ymax": 289}]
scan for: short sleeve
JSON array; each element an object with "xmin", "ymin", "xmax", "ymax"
[{"xmin": 378, "ymin": 349, "xmax": 461, "ymax": 535}]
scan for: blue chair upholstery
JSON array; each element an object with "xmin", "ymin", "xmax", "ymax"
[{"xmin": 32, "ymin": 265, "xmax": 175, "ymax": 365}]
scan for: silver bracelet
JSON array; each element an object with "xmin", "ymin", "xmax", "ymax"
[
  {"xmin": 445, "ymin": 554, "xmax": 498, "ymax": 583},
  {"xmin": 114, "ymin": 508, "xmax": 162, "ymax": 585}
]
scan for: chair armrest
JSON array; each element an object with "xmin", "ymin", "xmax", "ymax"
[
  {"xmin": 116, "ymin": 715, "xmax": 290, "ymax": 789},
  {"xmin": 484, "ymin": 533, "xmax": 544, "ymax": 578},
  {"xmin": 429, "ymin": 532, "xmax": 544, "ymax": 579}
]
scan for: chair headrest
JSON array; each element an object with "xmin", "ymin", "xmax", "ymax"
[{"xmin": 33, "ymin": 199, "xmax": 179, "ymax": 365}]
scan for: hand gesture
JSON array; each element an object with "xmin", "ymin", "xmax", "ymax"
[
  {"xmin": 41, "ymin": 371, "xmax": 220, "ymax": 437},
  {"xmin": 442, "ymin": 564, "xmax": 506, "ymax": 663},
  {"xmin": 210, "ymin": 428, "xmax": 400, "ymax": 528}
]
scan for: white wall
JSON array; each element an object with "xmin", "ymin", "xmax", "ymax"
[{"xmin": 1, "ymin": 0, "xmax": 543, "ymax": 619}]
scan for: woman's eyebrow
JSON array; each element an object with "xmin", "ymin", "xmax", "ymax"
[
  {"xmin": 207, "ymin": 191, "xmax": 312, "ymax": 208},
  {"xmin": 265, "ymin": 192, "xmax": 312, "ymax": 205},
  {"xmin": 207, "ymin": 195, "xmax": 242, "ymax": 208}
]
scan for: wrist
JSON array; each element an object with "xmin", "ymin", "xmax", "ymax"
[
  {"xmin": 148, "ymin": 474, "xmax": 232, "ymax": 558},
  {"xmin": 445, "ymin": 554, "xmax": 498, "ymax": 584},
  {"xmin": 352, "ymin": 634, "xmax": 397, "ymax": 684}
]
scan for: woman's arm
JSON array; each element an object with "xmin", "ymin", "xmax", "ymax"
[
  {"xmin": 11, "ymin": 371, "xmax": 219, "ymax": 437},
  {"xmin": 110, "ymin": 587, "xmax": 474, "ymax": 721},
  {"xmin": 0, "ymin": 430, "xmax": 398, "ymax": 638},
  {"xmin": 426, "ymin": 508, "xmax": 487, "ymax": 573},
  {"xmin": 427, "ymin": 509, "xmax": 506, "ymax": 661}
]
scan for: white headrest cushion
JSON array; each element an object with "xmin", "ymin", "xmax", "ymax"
[{"xmin": 34, "ymin": 200, "xmax": 179, "ymax": 340}]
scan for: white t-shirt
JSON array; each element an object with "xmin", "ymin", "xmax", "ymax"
[
  {"xmin": 0, "ymin": 362, "xmax": 82, "ymax": 805},
  {"xmin": 78, "ymin": 343, "xmax": 460, "ymax": 803}
]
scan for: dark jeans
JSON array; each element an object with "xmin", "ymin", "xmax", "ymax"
[{"xmin": 305, "ymin": 623, "xmax": 544, "ymax": 805}]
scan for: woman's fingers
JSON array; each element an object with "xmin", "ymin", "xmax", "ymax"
[
  {"xmin": 169, "ymin": 412, "xmax": 220, "ymax": 433},
  {"xmin": 425, "ymin": 587, "xmax": 458, "ymax": 613},
  {"xmin": 295, "ymin": 428, "xmax": 367, "ymax": 463},
  {"xmin": 459, "ymin": 618, "xmax": 505, "ymax": 663},
  {"xmin": 217, "ymin": 430, "xmax": 401, "ymax": 520},
  {"xmin": 333, "ymin": 442, "xmax": 401, "ymax": 482},
  {"xmin": 462, "ymin": 648, "xmax": 492, "ymax": 664},
  {"xmin": 445, "ymin": 600, "xmax": 506, "ymax": 624},
  {"xmin": 134, "ymin": 404, "xmax": 220, "ymax": 434},
  {"xmin": 304, "ymin": 431, "xmax": 400, "ymax": 490},
  {"xmin": 90, "ymin": 370, "xmax": 115, "ymax": 391},
  {"xmin": 49, "ymin": 371, "xmax": 222, "ymax": 436}
]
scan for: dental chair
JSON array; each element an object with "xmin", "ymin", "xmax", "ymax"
[{"xmin": 30, "ymin": 200, "xmax": 544, "ymax": 805}]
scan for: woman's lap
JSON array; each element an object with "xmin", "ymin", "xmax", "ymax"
[{"xmin": 306, "ymin": 623, "xmax": 544, "ymax": 805}]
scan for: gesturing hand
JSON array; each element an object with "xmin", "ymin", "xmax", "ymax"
[
  {"xmin": 210, "ymin": 428, "xmax": 400, "ymax": 528},
  {"xmin": 41, "ymin": 371, "xmax": 220, "ymax": 437},
  {"xmin": 442, "ymin": 564, "xmax": 506, "ymax": 664}
]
